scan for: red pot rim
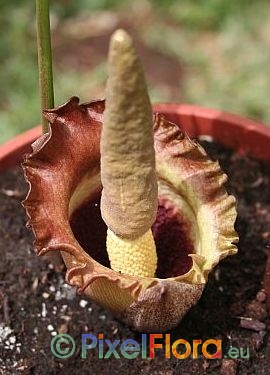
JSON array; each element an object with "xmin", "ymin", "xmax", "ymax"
[
  {"xmin": 153, "ymin": 103, "xmax": 270, "ymax": 164},
  {"xmin": 0, "ymin": 126, "xmax": 42, "ymax": 171},
  {"xmin": 1, "ymin": 103, "xmax": 270, "ymax": 170}
]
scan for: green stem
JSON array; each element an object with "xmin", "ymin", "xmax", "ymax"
[{"xmin": 36, "ymin": 0, "xmax": 54, "ymax": 133}]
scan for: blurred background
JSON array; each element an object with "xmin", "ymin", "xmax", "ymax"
[{"xmin": 1, "ymin": 0, "xmax": 270, "ymax": 144}]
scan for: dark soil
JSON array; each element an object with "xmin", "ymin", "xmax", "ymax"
[{"xmin": 0, "ymin": 141, "xmax": 270, "ymax": 375}]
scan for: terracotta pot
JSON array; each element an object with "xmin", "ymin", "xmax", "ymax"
[
  {"xmin": 1, "ymin": 104, "xmax": 269, "ymax": 311},
  {"xmin": 153, "ymin": 104, "xmax": 270, "ymax": 164},
  {"xmin": 1, "ymin": 105, "xmax": 270, "ymax": 171},
  {"xmin": 0, "ymin": 126, "xmax": 41, "ymax": 171}
]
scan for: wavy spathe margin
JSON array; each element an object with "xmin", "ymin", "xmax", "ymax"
[
  {"xmin": 153, "ymin": 113, "xmax": 238, "ymax": 284},
  {"xmin": 22, "ymin": 97, "xmax": 238, "ymax": 332}
]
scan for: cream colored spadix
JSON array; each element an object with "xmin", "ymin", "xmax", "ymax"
[{"xmin": 100, "ymin": 29, "xmax": 158, "ymax": 277}]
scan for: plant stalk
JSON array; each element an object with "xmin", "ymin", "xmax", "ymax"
[{"xmin": 36, "ymin": 0, "xmax": 54, "ymax": 133}]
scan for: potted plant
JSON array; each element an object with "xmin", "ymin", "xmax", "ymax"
[
  {"xmin": 17, "ymin": 20, "xmax": 241, "ymax": 333},
  {"xmin": 1, "ymin": 1, "xmax": 270, "ymax": 372}
]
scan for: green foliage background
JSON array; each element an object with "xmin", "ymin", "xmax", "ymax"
[{"xmin": 1, "ymin": 0, "xmax": 270, "ymax": 144}]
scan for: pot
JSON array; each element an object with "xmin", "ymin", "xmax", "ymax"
[
  {"xmin": 0, "ymin": 126, "xmax": 41, "ymax": 172},
  {"xmin": 153, "ymin": 104, "xmax": 270, "ymax": 164},
  {"xmin": 1, "ymin": 105, "xmax": 270, "ymax": 171},
  {"xmin": 1, "ymin": 104, "xmax": 269, "ymax": 308}
]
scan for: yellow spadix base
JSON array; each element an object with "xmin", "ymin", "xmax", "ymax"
[{"xmin": 106, "ymin": 229, "xmax": 157, "ymax": 278}]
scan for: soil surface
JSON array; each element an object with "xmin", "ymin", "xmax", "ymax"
[{"xmin": 0, "ymin": 141, "xmax": 270, "ymax": 375}]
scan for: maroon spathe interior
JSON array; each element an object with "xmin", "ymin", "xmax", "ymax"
[{"xmin": 69, "ymin": 194, "xmax": 194, "ymax": 278}]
